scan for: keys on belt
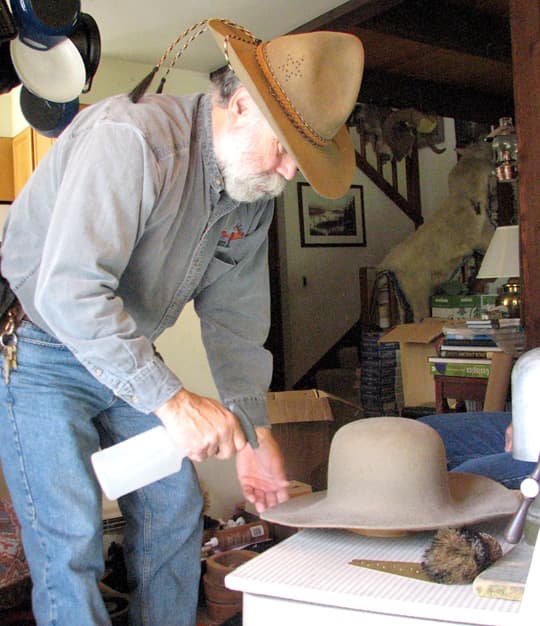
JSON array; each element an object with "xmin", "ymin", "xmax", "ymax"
[{"xmin": 1, "ymin": 308, "xmax": 19, "ymax": 384}]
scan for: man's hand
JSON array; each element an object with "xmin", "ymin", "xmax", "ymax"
[
  {"xmin": 236, "ymin": 427, "xmax": 289, "ymax": 513},
  {"xmin": 155, "ymin": 388, "xmax": 246, "ymax": 462},
  {"xmin": 505, "ymin": 423, "xmax": 513, "ymax": 452}
]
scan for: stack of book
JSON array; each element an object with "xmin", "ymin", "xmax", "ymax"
[{"xmin": 428, "ymin": 319, "xmax": 503, "ymax": 379}]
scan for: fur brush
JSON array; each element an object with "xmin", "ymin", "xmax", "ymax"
[{"xmin": 422, "ymin": 527, "xmax": 503, "ymax": 584}]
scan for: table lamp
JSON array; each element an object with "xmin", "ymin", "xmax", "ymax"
[{"xmin": 476, "ymin": 225, "xmax": 520, "ymax": 318}]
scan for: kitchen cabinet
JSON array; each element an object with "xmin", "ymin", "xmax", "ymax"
[
  {"xmin": 12, "ymin": 127, "xmax": 55, "ymax": 197},
  {"xmin": 0, "ymin": 137, "xmax": 14, "ymax": 202},
  {"xmin": 33, "ymin": 131, "xmax": 55, "ymax": 165},
  {"xmin": 12, "ymin": 128, "xmax": 33, "ymax": 198}
]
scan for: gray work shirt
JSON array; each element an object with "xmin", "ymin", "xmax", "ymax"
[{"xmin": 2, "ymin": 93, "xmax": 274, "ymax": 427}]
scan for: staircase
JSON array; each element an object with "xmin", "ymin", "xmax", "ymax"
[{"xmin": 293, "ymin": 325, "xmax": 362, "ymax": 407}]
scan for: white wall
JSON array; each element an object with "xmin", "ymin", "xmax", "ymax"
[
  {"xmin": 0, "ymin": 96, "xmax": 12, "ymax": 136},
  {"xmin": 279, "ymin": 119, "xmax": 457, "ymax": 387},
  {"xmin": 80, "ymin": 57, "xmax": 210, "ymax": 104},
  {"xmin": 0, "ymin": 86, "xmax": 28, "ymax": 136},
  {"xmin": 419, "ymin": 117, "xmax": 459, "ymax": 222}
]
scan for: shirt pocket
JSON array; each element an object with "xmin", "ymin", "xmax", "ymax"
[{"xmin": 194, "ymin": 256, "xmax": 237, "ymax": 296}]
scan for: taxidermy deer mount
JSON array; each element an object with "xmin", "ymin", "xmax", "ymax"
[
  {"xmin": 350, "ymin": 103, "xmax": 446, "ymax": 162},
  {"xmin": 377, "ymin": 142, "xmax": 495, "ymax": 322}
]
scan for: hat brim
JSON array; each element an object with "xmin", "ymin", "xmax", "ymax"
[
  {"xmin": 208, "ymin": 20, "xmax": 355, "ymax": 200},
  {"xmin": 262, "ymin": 473, "xmax": 520, "ymax": 532}
]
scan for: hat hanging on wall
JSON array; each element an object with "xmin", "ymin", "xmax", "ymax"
[
  {"xmin": 262, "ymin": 417, "xmax": 520, "ymax": 534},
  {"xmin": 10, "ymin": 35, "xmax": 86, "ymax": 102},
  {"xmin": 0, "ymin": 0, "xmax": 17, "ymax": 44},
  {"xmin": 19, "ymin": 86, "xmax": 79, "ymax": 138},
  {"xmin": 0, "ymin": 41, "xmax": 21, "ymax": 95},
  {"xmin": 9, "ymin": 0, "xmax": 80, "ymax": 50},
  {"xmin": 2, "ymin": 0, "xmax": 101, "ymax": 137},
  {"xmin": 68, "ymin": 12, "xmax": 101, "ymax": 93}
]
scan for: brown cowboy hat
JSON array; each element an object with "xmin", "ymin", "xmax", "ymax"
[
  {"xmin": 208, "ymin": 19, "xmax": 364, "ymax": 199},
  {"xmin": 262, "ymin": 417, "xmax": 520, "ymax": 533}
]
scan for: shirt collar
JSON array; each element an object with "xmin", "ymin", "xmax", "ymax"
[{"xmin": 199, "ymin": 94, "xmax": 226, "ymax": 197}]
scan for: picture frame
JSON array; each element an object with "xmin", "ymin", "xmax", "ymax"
[{"xmin": 297, "ymin": 182, "xmax": 366, "ymax": 247}]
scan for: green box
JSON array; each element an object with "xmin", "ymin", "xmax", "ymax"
[{"xmin": 430, "ymin": 294, "xmax": 497, "ymax": 320}]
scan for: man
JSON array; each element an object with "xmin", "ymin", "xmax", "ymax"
[{"xmin": 0, "ymin": 19, "xmax": 364, "ymax": 626}]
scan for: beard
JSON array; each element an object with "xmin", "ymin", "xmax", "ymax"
[{"xmin": 215, "ymin": 125, "xmax": 288, "ymax": 203}]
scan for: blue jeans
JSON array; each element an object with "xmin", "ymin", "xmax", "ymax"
[
  {"xmin": 419, "ymin": 411, "xmax": 536, "ymax": 489},
  {"xmin": 0, "ymin": 321, "xmax": 203, "ymax": 626}
]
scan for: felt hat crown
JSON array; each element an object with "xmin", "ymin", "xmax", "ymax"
[
  {"xmin": 208, "ymin": 19, "xmax": 364, "ymax": 199},
  {"xmin": 262, "ymin": 417, "xmax": 520, "ymax": 533}
]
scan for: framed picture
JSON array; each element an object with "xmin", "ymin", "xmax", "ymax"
[{"xmin": 297, "ymin": 182, "xmax": 366, "ymax": 247}]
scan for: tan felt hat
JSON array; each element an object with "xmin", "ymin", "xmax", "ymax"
[
  {"xmin": 208, "ymin": 19, "xmax": 364, "ymax": 199},
  {"xmin": 262, "ymin": 417, "xmax": 520, "ymax": 533}
]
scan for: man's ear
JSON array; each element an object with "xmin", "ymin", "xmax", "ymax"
[{"xmin": 227, "ymin": 86, "xmax": 257, "ymax": 128}]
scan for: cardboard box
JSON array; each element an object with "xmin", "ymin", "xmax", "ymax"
[
  {"xmin": 431, "ymin": 294, "xmax": 497, "ymax": 319},
  {"xmin": 266, "ymin": 389, "xmax": 362, "ymax": 490},
  {"xmin": 379, "ymin": 319, "xmax": 447, "ymax": 407}
]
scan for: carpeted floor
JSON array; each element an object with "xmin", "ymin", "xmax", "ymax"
[
  {"xmin": 0, "ymin": 593, "xmax": 35, "ymax": 626},
  {"xmin": 0, "ymin": 594, "xmax": 244, "ymax": 625},
  {"xmin": 0, "ymin": 589, "xmax": 130, "ymax": 626}
]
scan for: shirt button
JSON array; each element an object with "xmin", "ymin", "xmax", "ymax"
[
  {"xmin": 94, "ymin": 368, "xmax": 103, "ymax": 377},
  {"xmin": 131, "ymin": 396, "xmax": 138, "ymax": 404}
]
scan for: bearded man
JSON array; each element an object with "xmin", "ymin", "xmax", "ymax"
[{"xmin": 0, "ymin": 19, "xmax": 364, "ymax": 626}]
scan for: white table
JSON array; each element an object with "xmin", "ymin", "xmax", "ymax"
[{"xmin": 225, "ymin": 524, "xmax": 533, "ymax": 626}]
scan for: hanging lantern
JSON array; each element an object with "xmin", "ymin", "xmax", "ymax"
[{"xmin": 486, "ymin": 117, "xmax": 518, "ymax": 182}]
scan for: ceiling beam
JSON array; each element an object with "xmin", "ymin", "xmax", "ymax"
[
  {"xmin": 288, "ymin": 0, "xmax": 407, "ymax": 34},
  {"xmin": 356, "ymin": 0, "xmax": 511, "ymax": 63},
  {"xmin": 358, "ymin": 69, "xmax": 514, "ymax": 123},
  {"xmin": 293, "ymin": 0, "xmax": 511, "ymax": 64}
]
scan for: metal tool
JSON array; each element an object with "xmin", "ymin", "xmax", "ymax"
[{"xmin": 350, "ymin": 559, "xmax": 431, "ymax": 582}]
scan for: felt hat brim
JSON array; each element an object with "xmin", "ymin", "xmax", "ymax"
[
  {"xmin": 208, "ymin": 20, "xmax": 363, "ymax": 200},
  {"xmin": 262, "ymin": 472, "xmax": 520, "ymax": 533}
]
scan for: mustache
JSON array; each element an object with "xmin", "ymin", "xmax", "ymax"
[
  {"xmin": 250, "ymin": 172, "xmax": 287, "ymax": 198},
  {"xmin": 225, "ymin": 171, "xmax": 287, "ymax": 202}
]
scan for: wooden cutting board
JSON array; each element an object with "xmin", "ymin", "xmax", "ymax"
[{"xmin": 473, "ymin": 542, "xmax": 534, "ymax": 601}]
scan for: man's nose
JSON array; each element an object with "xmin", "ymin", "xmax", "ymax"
[{"xmin": 276, "ymin": 153, "xmax": 297, "ymax": 180}]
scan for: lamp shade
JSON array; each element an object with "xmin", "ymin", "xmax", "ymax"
[{"xmin": 477, "ymin": 225, "xmax": 520, "ymax": 278}]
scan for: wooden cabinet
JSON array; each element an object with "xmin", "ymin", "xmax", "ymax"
[
  {"xmin": 33, "ymin": 131, "xmax": 55, "ymax": 165},
  {"xmin": 11, "ymin": 128, "xmax": 55, "ymax": 197},
  {"xmin": 12, "ymin": 128, "xmax": 34, "ymax": 198},
  {"xmin": 0, "ymin": 137, "xmax": 14, "ymax": 202}
]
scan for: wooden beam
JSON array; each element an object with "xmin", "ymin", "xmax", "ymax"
[
  {"xmin": 510, "ymin": 0, "xmax": 540, "ymax": 349},
  {"xmin": 292, "ymin": 0, "xmax": 510, "ymax": 64},
  {"xmin": 288, "ymin": 0, "xmax": 407, "ymax": 34},
  {"xmin": 359, "ymin": 69, "xmax": 514, "ymax": 124},
  {"xmin": 356, "ymin": 0, "xmax": 511, "ymax": 63}
]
